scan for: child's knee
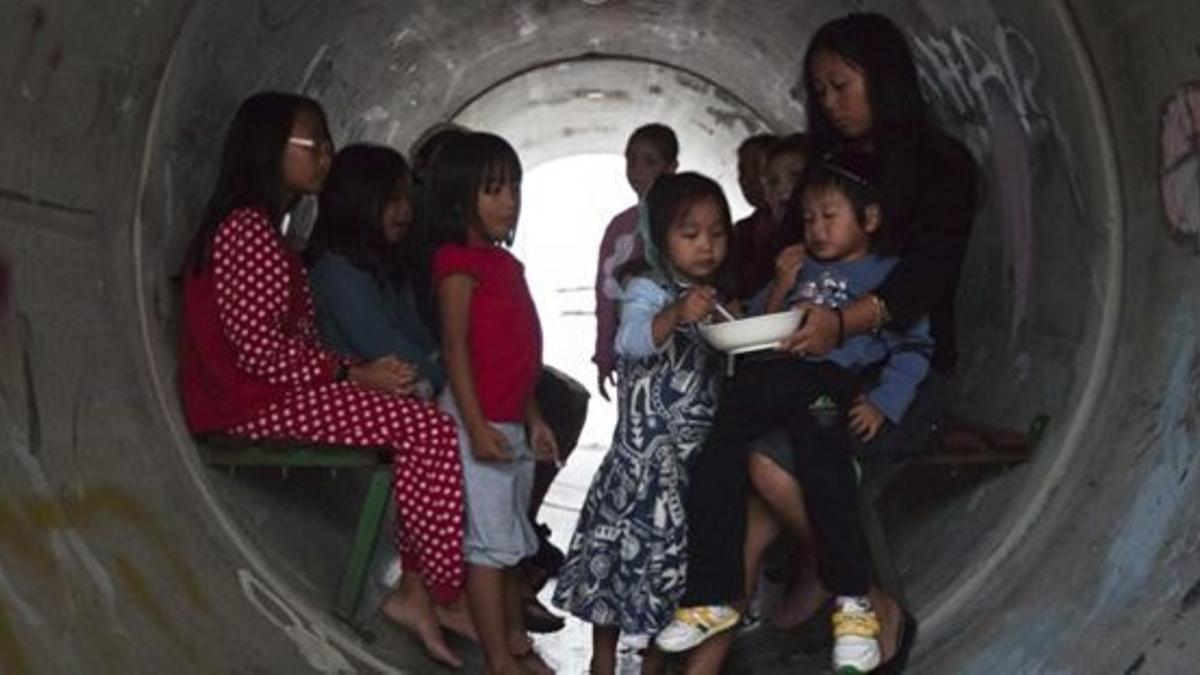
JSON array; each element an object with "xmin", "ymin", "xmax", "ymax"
[{"xmin": 748, "ymin": 452, "xmax": 790, "ymax": 492}]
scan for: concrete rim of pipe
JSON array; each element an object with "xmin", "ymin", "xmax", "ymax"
[{"xmin": 127, "ymin": 1, "xmax": 1124, "ymax": 667}]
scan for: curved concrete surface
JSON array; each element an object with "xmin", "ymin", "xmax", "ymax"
[{"xmin": 1, "ymin": 1, "xmax": 1198, "ymax": 672}]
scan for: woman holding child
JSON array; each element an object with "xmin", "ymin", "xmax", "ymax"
[{"xmin": 659, "ymin": 12, "xmax": 980, "ymax": 675}]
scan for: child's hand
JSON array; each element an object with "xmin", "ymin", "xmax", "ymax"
[
  {"xmin": 674, "ymin": 286, "xmax": 717, "ymax": 324},
  {"xmin": 717, "ymin": 299, "xmax": 746, "ymax": 322},
  {"xmin": 779, "ymin": 304, "xmax": 839, "ymax": 356},
  {"xmin": 350, "ymin": 356, "xmax": 416, "ymax": 394},
  {"xmin": 378, "ymin": 358, "xmax": 420, "ymax": 394},
  {"xmin": 528, "ymin": 418, "xmax": 560, "ymax": 465},
  {"xmin": 596, "ymin": 365, "xmax": 616, "ymax": 402},
  {"xmin": 469, "ymin": 424, "xmax": 511, "ymax": 462},
  {"xmin": 389, "ymin": 360, "xmax": 420, "ymax": 385},
  {"xmin": 774, "ymin": 244, "xmax": 807, "ymax": 289},
  {"xmin": 848, "ymin": 396, "xmax": 886, "ymax": 442}
]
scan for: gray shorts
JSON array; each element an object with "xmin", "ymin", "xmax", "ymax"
[{"xmin": 439, "ymin": 390, "xmax": 539, "ymax": 569}]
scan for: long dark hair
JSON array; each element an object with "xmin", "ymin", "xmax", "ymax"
[
  {"xmin": 428, "ymin": 132, "xmax": 522, "ymax": 246},
  {"xmin": 802, "ymin": 13, "xmax": 978, "ymax": 252},
  {"xmin": 185, "ymin": 92, "xmax": 330, "ymax": 275},
  {"xmin": 639, "ymin": 172, "xmax": 735, "ymax": 295},
  {"xmin": 411, "ymin": 123, "xmax": 470, "ymax": 181},
  {"xmin": 409, "ymin": 125, "xmax": 470, "ymax": 270},
  {"xmin": 306, "ymin": 144, "xmax": 410, "ymax": 284},
  {"xmin": 802, "ymin": 13, "xmax": 928, "ymax": 154}
]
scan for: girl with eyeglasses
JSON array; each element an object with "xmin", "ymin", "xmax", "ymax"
[{"xmin": 178, "ymin": 92, "xmax": 470, "ymax": 668}]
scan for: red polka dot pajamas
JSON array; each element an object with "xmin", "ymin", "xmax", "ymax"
[{"xmin": 180, "ymin": 207, "xmax": 465, "ymax": 603}]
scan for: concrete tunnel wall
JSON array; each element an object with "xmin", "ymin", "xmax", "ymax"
[{"xmin": 0, "ymin": 0, "xmax": 1198, "ymax": 672}]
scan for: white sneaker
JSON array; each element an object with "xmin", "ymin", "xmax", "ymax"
[
  {"xmin": 832, "ymin": 596, "xmax": 881, "ymax": 673},
  {"xmin": 654, "ymin": 605, "xmax": 740, "ymax": 653}
]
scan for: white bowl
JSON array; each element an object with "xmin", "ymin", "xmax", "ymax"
[{"xmin": 698, "ymin": 309, "xmax": 805, "ymax": 354}]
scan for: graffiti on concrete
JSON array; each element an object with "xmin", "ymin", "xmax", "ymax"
[
  {"xmin": 911, "ymin": 23, "xmax": 1047, "ymax": 342},
  {"xmin": 1160, "ymin": 82, "xmax": 1200, "ymax": 253},
  {"xmin": 239, "ymin": 569, "xmax": 357, "ymax": 675},
  {"xmin": 1095, "ymin": 307, "xmax": 1200, "ymax": 613},
  {"xmin": 912, "ymin": 24, "xmax": 1047, "ymax": 142}
]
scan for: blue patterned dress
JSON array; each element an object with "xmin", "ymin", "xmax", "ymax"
[{"xmin": 553, "ymin": 276, "xmax": 722, "ymax": 635}]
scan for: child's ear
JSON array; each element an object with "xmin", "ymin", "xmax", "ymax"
[
  {"xmin": 863, "ymin": 204, "xmax": 882, "ymax": 234},
  {"xmin": 667, "ymin": 160, "xmax": 679, "ymax": 175}
]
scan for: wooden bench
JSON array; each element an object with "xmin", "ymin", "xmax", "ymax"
[
  {"xmin": 192, "ymin": 367, "xmax": 589, "ymax": 636},
  {"xmin": 197, "ymin": 436, "xmax": 392, "ymax": 632},
  {"xmin": 914, "ymin": 414, "xmax": 1047, "ymax": 466},
  {"xmin": 861, "ymin": 414, "xmax": 1049, "ymax": 605}
]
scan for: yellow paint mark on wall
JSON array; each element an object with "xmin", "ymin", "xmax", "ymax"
[
  {"xmin": 0, "ymin": 600, "xmax": 31, "ymax": 675},
  {"xmin": 0, "ymin": 485, "xmax": 215, "ymax": 671},
  {"xmin": 112, "ymin": 554, "xmax": 198, "ymax": 662}
]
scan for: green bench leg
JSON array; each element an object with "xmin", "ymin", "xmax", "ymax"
[{"xmin": 334, "ymin": 467, "xmax": 393, "ymax": 629}]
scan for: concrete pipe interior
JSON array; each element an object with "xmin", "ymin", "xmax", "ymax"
[{"xmin": 1, "ymin": 0, "xmax": 1199, "ymax": 673}]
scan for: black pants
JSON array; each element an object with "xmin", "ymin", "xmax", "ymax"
[
  {"xmin": 530, "ymin": 365, "xmax": 589, "ymax": 519},
  {"xmin": 682, "ymin": 358, "xmax": 871, "ymax": 604}
]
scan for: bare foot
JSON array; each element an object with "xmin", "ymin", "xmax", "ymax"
[
  {"xmin": 509, "ymin": 632, "xmax": 553, "ymax": 675},
  {"xmin": 515, "ymin": 648, "xmax": 555, "ymax": 675},
  {"xmin": 436, "ymin": 598, "xmax": 478, "ymax": 643},
  {"xmin": 383, "ymin": 590, "xmax": 464, "ymax": 669},
  {"xmin": 770, "ymin": 574, "xmax": 830, "ymax": 628}
]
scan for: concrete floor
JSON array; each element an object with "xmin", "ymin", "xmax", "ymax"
[{"xmin": 360, "ymin": 439, "xmax": 841, "ymax": 674}]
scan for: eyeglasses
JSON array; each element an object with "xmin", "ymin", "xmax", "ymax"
[{"xmin": 287, "ymin": 136, "xmax": 333, "ymax": 155}]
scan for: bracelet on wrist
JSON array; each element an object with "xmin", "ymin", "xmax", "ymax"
[{"xmin": 869, "ymin": 294, "xmax": 891, "ymax": 331}]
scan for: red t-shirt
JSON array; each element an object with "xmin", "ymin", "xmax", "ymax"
[
  {"xmin": 179, "ymin": 207, "xmax": 344, "ymax": 433},
  {"xmin": 433, "ymin": 243, "xmax": 542, "ymax": 423}
]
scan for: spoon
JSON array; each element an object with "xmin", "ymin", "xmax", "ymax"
[
  {"xmin": 711, "ymin": 300, "xmax": 738, "ymax": 322},
  {"xmin": 675, "ymin": 278, "xmax": 738, "ymax": 322}
]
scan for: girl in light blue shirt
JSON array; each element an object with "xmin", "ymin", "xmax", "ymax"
[{"xmin": 554, "ymin": 172, "xmax": 733, "ymax": 675}]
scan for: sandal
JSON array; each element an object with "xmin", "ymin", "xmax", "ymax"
[
  {"xmin": 530, "ymin": 523, "xmax": 566, "ymax": 578},
  {"xmin": 523, "ymin": 596, "xmax": 566, "ymax": 634},
  {"xmin": 875, "ymin": 610, "xmax": 917, "ymax": 674}
]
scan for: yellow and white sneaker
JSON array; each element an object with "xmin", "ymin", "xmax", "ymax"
[
  {"xmin": 654, "ymin": 605, "xmax": 741, "ymax": 653},
  {"xmin": 832, "ymin": 596, "xmax": 881, "ymax": 674}
]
